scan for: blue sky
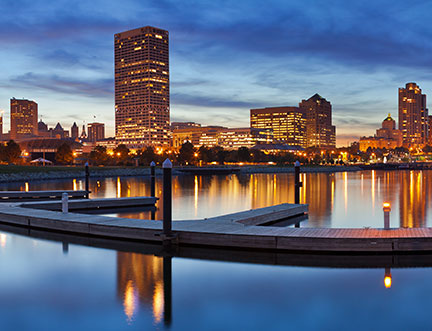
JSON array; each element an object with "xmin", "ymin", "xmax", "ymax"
[{"xmin": 1, "ymin": 0, "xmax": 432, "ymax": 146}]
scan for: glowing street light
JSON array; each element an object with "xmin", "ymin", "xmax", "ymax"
[{"xmin": 384, "ymin": 268, "xmax": 392, "ymax": 288}]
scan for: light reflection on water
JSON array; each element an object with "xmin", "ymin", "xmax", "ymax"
[
  {"xmin": 0, "ymin": 229, "xmax": 432, "ymax": 330},
  {"xmin": 2, "ymin": 170, "xmax": 432, "ymax": 328},
  {"xmin": 2, "ymin": 170, "xmax": 432, "ymax": 228}
]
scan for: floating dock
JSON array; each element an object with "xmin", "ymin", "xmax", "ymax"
[
  {"xmin": 20, "ymin": 197, "xmax": 158, "ymax": 211},
  {"xmin": 0, "ymin": 190, "xmax": 89, "ymax": 201},
  {"xmin": 0, "ymin": 198, "xmax": 432, "ymax": 252}
]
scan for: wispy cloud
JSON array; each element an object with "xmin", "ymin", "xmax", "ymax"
[{"xmin": 8, "ymin": 72, "xmax": 113, "ymax": 98}]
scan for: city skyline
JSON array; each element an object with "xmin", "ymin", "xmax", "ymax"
[{"xmin": 1, "ymin": 0, "xmax": 432, "ymax": 146}]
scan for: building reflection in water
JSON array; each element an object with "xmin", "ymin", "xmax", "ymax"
[
  {"xmin": 0, "ymin": 233, "xmax": 6, "ymax": 248},
  {"xmin": 399, "ymin": 171, "xmax": 427, "ymax": 228},
  {"xmin": 62, "ymin": 169, "xmax": 432, "ymax": 228},
  {"xmin": 117, "ymin": 252, "xmax": 167, "ymax": 325}
]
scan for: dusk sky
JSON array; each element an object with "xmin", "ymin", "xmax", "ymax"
[{"xmin": 1, "ymin": 0, "xmax": 431, "ymax": 146}]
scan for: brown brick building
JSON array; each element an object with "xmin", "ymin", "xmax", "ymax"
[
  {"xmin": 299, "ymin": 94, "xmax": 336, "ymax": 148},
  {"xmin": 10, "ymin": 98, "xmax": 38, "ymax": 141}
]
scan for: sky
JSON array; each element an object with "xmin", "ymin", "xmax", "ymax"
[{"xmin": 1, "ymin": 0, "xmax": 432, "ymax": 146}]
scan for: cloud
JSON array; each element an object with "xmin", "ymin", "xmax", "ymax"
[
  {"xmin": 171, "ymin": 92, "xmax": 268, "ymax": 109},
  {"xmin": 8, "ymin": 72, "xmax": 113, "ymax": 99}
]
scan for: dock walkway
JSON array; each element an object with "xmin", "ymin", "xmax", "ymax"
[{"xmin": 0, "ymin": 200, "xmax": 432, "ymax": 252}]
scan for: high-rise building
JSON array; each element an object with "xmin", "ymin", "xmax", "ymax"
[
  {"xmin": 399, "ymin": 82, "xmax": 428, "ymax": 146},
  {"xmin": 299, "ymin": 94, "xmax": 336, "ymax": 148},
  {"xmin": 115, "ymin": 26, "xmax": 170, "ymax": 148},
  {"xmin": 71, "ymin": 122, "xmax": 79, "ymax": 139},
  {"xmin": 10, "ymin": 98, "xmax": 38, "ymax": 141},
  {"xmin": 88, "ymin": 122, "xmax": 105, "ymax": 142},
  {"xmin": 250, "ymin": 106, "xmax": 307, "ymax": 147}
]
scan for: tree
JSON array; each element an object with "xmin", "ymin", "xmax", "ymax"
[
  {"xmin": 89, "ymin": 146, "xmax": 108, "ymax": 165},
  {"xmin": 178, "ymin": 142, "xmax": 195, "ymax": 165},
  {"xmin": 113, "ymin": 144, "xmax": 130, "ymax": 164},
  {"xmin": 55, "ymin": 143, "xmax": 73, "ymax": 165},
  {"xmin": 139, "ymin": 146, "xmax": 156, "ymax": 165},
  {"xmin": 198, "ymin": 145, "xmax": 213, "ymax": 163},
  {"xmin": 237, "ymin": 147, "xmax": 251, "ymax": 162},
  {"xmin": 2, "ymin": 140, "xmax": 21, "ymax": 164}
]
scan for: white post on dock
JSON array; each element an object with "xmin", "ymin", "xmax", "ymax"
[
  {"xmin": 163, "ymin": 159, "xmax": 172, "ymax": 236},
  {"xmin": 62, "ymin": 192, "xmax": 68, "ymax": 213},
  {"xmin": 383, "ymin": 202, "xmax": 391, "ymax": 229}
]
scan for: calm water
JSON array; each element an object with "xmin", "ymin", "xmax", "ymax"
[
  {"xmin": 0, "ymin": 230, "xmax": 431, "ymax": 330},
  {"xmin": 1, "ymin": 170, "xmax": 432, "ymax": 330},
  {"xmin": 2, "ymin": 170, "xmax": 432, "ymax": 228}
]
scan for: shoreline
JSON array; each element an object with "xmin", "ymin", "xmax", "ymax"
[{"xmin": 0, "ymin": 165, "xmax": 361, "ymax": 183}]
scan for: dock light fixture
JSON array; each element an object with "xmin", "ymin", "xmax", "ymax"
[
  {"xmin": 384, "ymin": 268, "xmax": 392, "ymax": 288},
  {"xmin": 383, "ymin": 202, "xmax": 391, "ymax": 229}
]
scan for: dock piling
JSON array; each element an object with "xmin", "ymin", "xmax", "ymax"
[
  {"xmin": 163, "ymin": 159, "xmax": 172, "ymax": 236},
  {"xmin": 163, "ymin": 255, "xmax": 172, "ymax": 326},
  {"xmin": 294, "ymin": 161, "xmax": 302, "ymax": 228},
  {"xmin": 62, "ymin": 193, "xmax": 68, "ymax": 213},
  {"xmin": 85, "ymin": 162, "xmax": 90, "ymax": 199},
  {"xmin": 294, "ymin": 161, "xmax": 302, "ymax": 204},
  {"xmin": 150, "ymin": 161, "xmax": 156, "ymax": 197}
]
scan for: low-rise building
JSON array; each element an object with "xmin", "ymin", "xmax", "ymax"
[{"xmin": 360, "ymin": 114, "xmax": 403, "ymax": 151}]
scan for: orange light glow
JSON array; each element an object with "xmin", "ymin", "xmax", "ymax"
[
  {"xmin": 0, "ymin": 233, "xmax": 6, "ymax": 248},
  {"xmin": 124, "ymin": 280, "xmax": 138, "ymax": 323},
  {"xmin": 152, "ymin": 280, "xmax": 164, "ymax": 324},
  {"xmin": 384, "ymin": 276, "xmax": 392, "ymax": 288},
  {"xmin": 383, "ymin": 202, "xmax": 391, "ymax": 208}
]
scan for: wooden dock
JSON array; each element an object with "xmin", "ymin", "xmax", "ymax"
[
  {"xmin": 1, "ymin": 199, "xmax": 432, "ymax": 252},
  {"xmin": 2, "ymin": 221, "xmax": 432, "ymax": 269},
  {"xmin": 20, "ymin": 197, "xmax": 158, "ymax": 211},
  {"xmin": 0, "ymin": 190, "xmax": 90, "ymax": 201}
]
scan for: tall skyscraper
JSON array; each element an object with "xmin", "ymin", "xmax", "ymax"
[
  {"xmin": 10, "ymin": 98, "xmax": 38, "ymax": 141},
  {"xmin": 88, "ymin": 122, "xmax": 105, "ymax": 142},
  {"xmin": 115, "ymin": 26, "xmax": 170, "ymax": 148},
  {"xmin": 250, "ymin": 106, "xmax": 307, "ymax": 147},
  {"xmin": 398, "ymin": 82, "xmax": 428, "ymax": 146},
  {"xmin": 299, "ymin": 94, "xmax": 336, "ymax": 148}
]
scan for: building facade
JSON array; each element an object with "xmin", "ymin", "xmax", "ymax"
[
  {"xmin": 359, "ymin": 114, "xmax": 403, "ymax": 151},
  {"xmin": 71, "ymin": 122, "xmax": 79, "ymax": 139},
  {"xmin": 10, "ymin": 98, "xmax": 38, "ymax": 141},
  {"xmin": 299, "ymin": 94, "xmax": 336, "ymax": 148},
  {"xmin": 250, "ymin": 106, "xmax": 307, "ymax": 147},
  {"xmin": 398, "ymin": 82, "xmax": 428, "ymax": 147},
  {"xmin": 115, "ymin": 26, "xmax": 170, "ymax": 148},
  {"xmin": 88, "ymin": 122, "xmax": 105, "ymax": 142}
]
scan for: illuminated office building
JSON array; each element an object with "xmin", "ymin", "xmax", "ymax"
[
  {"xmin": 250, "ymin": 106, "xmax": 306, "ymax": 147},
  {"xmin": 88, "ymin": 122, "xmax": 105, "ymax": 142},
  {"xmin": 115, "ymin": 26, "xmax": 170, "ymax": 148},
  {"xmin": 299, "ymin": 94, "xmax": 336, "ymax": 148},
  {"xmin": 398, "ymin": 82, "xmax": 428, "ymax": 146},
  {"xmin": 10, "ymin": 98, "xmax": 38, "ymax": 141}
]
